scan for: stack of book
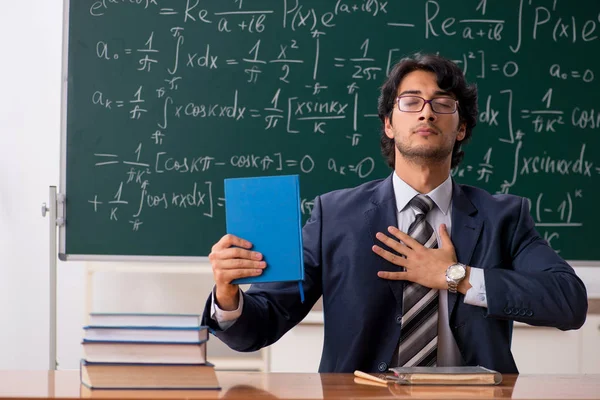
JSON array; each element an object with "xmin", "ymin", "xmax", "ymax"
[{"xmin": 80, "ymin": 313, "xmax": 220, "ymax": 390}]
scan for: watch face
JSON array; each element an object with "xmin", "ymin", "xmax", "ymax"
[{"xmin": 447, "ymin": 265, "xmax": 466, "ymax": 280}]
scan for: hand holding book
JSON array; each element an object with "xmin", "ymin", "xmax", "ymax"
[
  {"xmin": 209, "ymin": 233, "xmax": 266, "ymax": 311},
  {"xmin": 209, "ymin": 175, "xmax": 305, "ymax": 309}
]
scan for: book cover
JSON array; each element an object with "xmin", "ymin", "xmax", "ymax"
[
  {"xmin": 388, "ymin": 366, "xmax": 502, "ymax": 385},
  {"xmin": 82, "ymin": 340, "xmax": 207, "ymax": 364},
  {"xmin": 82, "ymin": 325, "xmax": 208, "ymax": 343},
  {"xmin": 88, "ymin": 313, "xmax": 202, "ymax": 328},
  {"xmin": 80, "ymin": 360, "xmax": 220, "ymax": 390},
  {"xmin": 224, "ymin": 175, "xmax": 304, "ymax": 288}
]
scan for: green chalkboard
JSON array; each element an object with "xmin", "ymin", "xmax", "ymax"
[{"xmin": 60, "ymin": 0, "xmax": 600, "ymax": 260}]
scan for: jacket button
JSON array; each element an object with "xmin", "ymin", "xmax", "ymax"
[
  {"xmin": 519, "ymin": 309, "xmax": 527, "ymax": 316},
  {"xmin": 378, "ymin": 362, "xmax": 388, "ymax": 372},
  {"xmin": 395, "ymin": 315, "xmax": 402, "ymax": 324},
  {"xmin": 526, "ymin": 310, "xmax": 533, "ymax": 317},
  {"xmin": 503, "ymin": 307, "xmax": 511, "ymax": 315},
  {"xmin": 511, "ymin": 308, "xmax": 520, "ymax": 315}
]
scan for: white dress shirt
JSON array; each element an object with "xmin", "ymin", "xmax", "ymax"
[
  {"xmin": 211, "ymin": 173, "xmax": 488, "ymax": 365},
  {"xmin": 390, "ymin": 173, "xmax": 487, "ymax": 365}
]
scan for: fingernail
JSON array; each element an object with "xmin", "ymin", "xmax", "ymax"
[
  {"xmin": 255, "ymin": 269, "xmax": 263, "ymax": 274},
  {"xmin": 254, "ymin": 252, "xmax": 262, "ymax": 260},
  {"xmin": 376, "ymin": 233, "xmax": 383, "ymax": 239},
  {"xmin": 259, "ymin": 261, "xmax": 266, "ymax": 268}
]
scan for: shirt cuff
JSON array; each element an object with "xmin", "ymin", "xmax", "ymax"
[
  {"xmin": 210, "ymin": 286, "xmax": 244, "ymax": 330},
  {"xmin": 464, "ymin": 267, "xmax": 488, "ymax": 308}
]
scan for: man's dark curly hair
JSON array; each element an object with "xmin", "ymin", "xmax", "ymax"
[{"xmin": 377, "ymin": 53, "xmax": 478, "ymax": 169}]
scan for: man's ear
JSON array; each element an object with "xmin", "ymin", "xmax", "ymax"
[
  {"xmin": 456, "ymin": 122, "xmax": 466, "ymax": 141},
  {"xmin": 384, "ymin": 116, "xmax": 394, "ymax": 139}
]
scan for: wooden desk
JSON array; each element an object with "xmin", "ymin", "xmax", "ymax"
[{"xmin": 0, "ymin": 371, "xmax": 598, "ymax": 399}]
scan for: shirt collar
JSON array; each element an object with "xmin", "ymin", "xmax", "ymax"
[{"xmin": 392, "ymin": 172, "xmax": 453, "ymax": 215}]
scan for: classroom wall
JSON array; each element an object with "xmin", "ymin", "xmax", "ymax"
[
  {"xmin": 2, "ymin": 0, "xmax": 599, "ymax": 371},
  {"xmin": 1, "ymin": 0, "xmax": 57, "ymax": 368},
  {"xmin": 0, "ymin": 0, "xmax": 85, "ymax": 369}
]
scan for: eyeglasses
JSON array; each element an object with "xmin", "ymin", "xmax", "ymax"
[{"xmin": 396, "ymin": 95, "xmax": 459, "ymax": 114}]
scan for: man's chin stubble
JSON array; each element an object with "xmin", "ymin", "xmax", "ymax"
[{"xmin": 396, "ymin": 143, "xmax": 452, "ymax": 165}]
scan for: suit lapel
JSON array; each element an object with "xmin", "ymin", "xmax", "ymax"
[
  {"xmin": 448, "ymin": 180, "xmax": 483, "ymax": 318},
  {"xmin": 364, "ymin": 177, "xmax": 483, "ymax": 315},
  {"xmin": 364, "ymin": 175, "xmax": 404, "ymax": 307}
]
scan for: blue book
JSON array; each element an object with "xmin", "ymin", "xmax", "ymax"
[
  {"xmin": 87, "ymin": 313, "xmax": 202, "ymax": 328},
  {"xmin": 81, "ymin": 340, "xmax": 208, "ymax": 364},
  {"xmin": 224, "ymin": 175, "xmax": 304, "ymax": 301},
  {"xmin": 82, "ymin": 325, "xmax": 209, "ymax": 343}
]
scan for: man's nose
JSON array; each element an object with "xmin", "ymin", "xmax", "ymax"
[{"xmin": 419, "ymin": 102, "xmax": 437, "ymax": 121}]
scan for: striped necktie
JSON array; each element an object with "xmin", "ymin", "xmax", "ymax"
[{"xmin": 396, "ymin": 194, "xmax": 439, "ymax": 367}]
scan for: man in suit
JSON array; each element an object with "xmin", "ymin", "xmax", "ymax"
[{"xmin": 202, "ymin": 54, "xmax": 587, "ymax": 373}]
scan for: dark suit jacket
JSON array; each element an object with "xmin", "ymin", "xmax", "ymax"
[{"xmin": 202, "ymin": 175, "xmax": 588, "ymax": 373}]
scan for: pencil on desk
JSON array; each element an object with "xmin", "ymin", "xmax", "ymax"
[
  {"xmin": 353, "ymin": 370, "xmax": 388, "ymax": 384},
  {"xmin": 354, "ymin": 377, "xmax": 388, "ymax": 387}
]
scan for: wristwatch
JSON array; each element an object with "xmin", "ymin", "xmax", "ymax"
[{"xmin": 445, "ymin": 263, "xmax": 467, "ymax": 293}]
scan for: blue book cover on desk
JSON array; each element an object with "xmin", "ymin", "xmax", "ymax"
[{"xmin": 224, "ymin": 175, "xmax": 304, "ymax": 293}]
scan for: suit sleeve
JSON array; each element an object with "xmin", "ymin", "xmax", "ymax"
[
  {"xmin": 201, "ymin": 196, "xmax": 324, "ymax": 352},
  {"xmin": 484, "ymin": 198, "xmax": 588, "ymax": 330}
]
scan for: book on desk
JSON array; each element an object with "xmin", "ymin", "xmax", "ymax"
[
  {"xmin": 80, "ymin": 313, "xmax": 220, "ymax": 390},
  {"xmin": 80, "ymin": 361, "xmax": 220, "ymax": 390},
  {"xmin": 388, "ymin": 366, "xmax": 502, "ymax": 385},
  {"xmin": 87, "ymin": 312, "xmax": 203, "ymax": 328},
  {"xmin": 83, "ymin": 325, "xmax": 209, "ymax": 343}
]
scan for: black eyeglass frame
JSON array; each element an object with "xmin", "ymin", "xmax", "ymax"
[{"xmin": 395, "ymin": 95, "xmax": 459, "ymax": 114}]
